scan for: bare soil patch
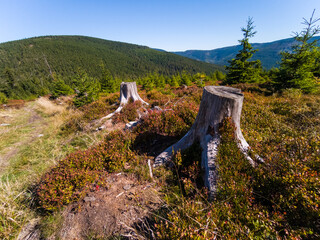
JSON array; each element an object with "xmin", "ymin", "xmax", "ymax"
[{"xmin": 56, "ymin": 173, "xmax": 161, "ymax": 239}]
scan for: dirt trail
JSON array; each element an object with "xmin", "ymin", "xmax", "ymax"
[{"xmin": 0, "ymin": 105, "xmax": 46, "ymax": 173}]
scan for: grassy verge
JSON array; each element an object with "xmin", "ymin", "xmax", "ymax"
[
  {"xmin": 0, "ymin": 107, "xmax": 34, "ymax": 153},
  {"xmin": 0, "ymin": 98, "xmax": 105, "ymax": 239}
]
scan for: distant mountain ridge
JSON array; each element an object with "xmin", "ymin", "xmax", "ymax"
[{"xmin": 173, "ymin": 36, "xmax": 320, "ymax": 69}]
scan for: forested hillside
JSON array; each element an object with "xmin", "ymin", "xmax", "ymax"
[
  {"xmin": 0, "ymin": 35, "xmax": 223, "ymax": 99},
  {"xmin": 173, "ymin": 36, "xmax": 320, "ymax": 69}
]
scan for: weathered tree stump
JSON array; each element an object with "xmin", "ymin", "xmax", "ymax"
[
  {"xmin": 101, "ymin": 82, "xmax": 148, "ymax": 120},
  {"xmin": 154, "ymin": 86, "xmax": 263, "ymax": 197}
]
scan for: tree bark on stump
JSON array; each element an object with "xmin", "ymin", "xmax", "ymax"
[
  {"xmin": 154, "ymin": 86, "xmax": 263, "ymax": 197},
  {"xmin": 101, "ymin": 82, "xmax": 148, "ymax": 120}
]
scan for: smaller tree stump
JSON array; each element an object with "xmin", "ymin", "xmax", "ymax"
[
  {"xmin": 101, "ymin": 82, "xmax": 148, "ymax": 120},
  {"xmin": 154, "ymin": 86, "xmax": 263, "ymax": 197}
]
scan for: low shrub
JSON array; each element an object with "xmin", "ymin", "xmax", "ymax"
[
  {"xmin": 282, "ymin": 88, "xmax": 303, "ymax": 99},
  {"xmin": 81, "ymin": 100, "xmax": 109, "ymax": 121},
  {"xmin": 136, "ymin": 100, "xmax": 198, "ymax": 137},
  {"xmin": 172, "ymin": 101, "xmax": 199, "ymax": 126},
  {"xmin": 112, "ymin": 100, "xmax": 142, "ymax": 124},
  {"xmin": 36, "ymin": 131, "xmax": 136, "ymax": 210},
  {"xmin": 252, "ymin": 136, "xmax": 320, "ymax": 237},
  {"xmin": 60, "ymin": 99, "xmax": 112, "ymax": 134},
  {"xmin": 147, "ymin": 89, "xmax": 172, "ymax": 107},
  {"xmin": 173, "ymin": 85, "xmax": 202, "ymax": 98},
  {"xmin": 60, "ymin": 111, "xmax": 86, "ymax": 134},
  {"xmin": 32, "ymin": 83, "xmax": 320, "ymax": 238},
  {"xmin": 104, "ymin": 92, "xmax": 120, "ymax": 105},
  {"xmin": 135, "ymin": 109, "xmax": 186, "ymax": 137},
  {"xmin": 133, "ymin": 100, "xmax": 199, "ymax": 156}
]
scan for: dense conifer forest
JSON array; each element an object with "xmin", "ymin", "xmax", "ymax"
[{"xmin": 0, "ymin": 35, "xmax": 223, "ymax": 99}]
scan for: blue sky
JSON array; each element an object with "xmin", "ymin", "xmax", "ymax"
[{"xmin": 0, "ymin": 0, "xmax": 319, "ymax": 51}]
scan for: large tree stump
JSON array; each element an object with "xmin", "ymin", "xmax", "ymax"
[
  {"xmin": 101, "ymin": 82, "xmax": 148, "ymax": 120},
  {"xmin": 154, "ymin": 86, "xmax": 263, "ymax": 197}
]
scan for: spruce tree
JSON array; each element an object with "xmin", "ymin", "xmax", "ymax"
[
  {"xmin": 181, "ymin": 71, "xmax": 192, "ymax": 86},
  {"xmin": 51, "ymin": 78, "xmax": 73, "ymax": 99},
  {"xmin": 274, "ymin": 10, "xmax": 320, "ymax": 93},
  {"xmin": 73, "ymin": 70, "xmax": 100, "ymax": 107},
  {"xmin": 224, "ymin": 17, "xmax": 262, "ymax": 84},
  {"xmin": 100, "ymin": 70, "xmax": 116, "ymax": 93},
  {"xmin": 169, "ymin": 74, "xmax": 180, "ymax": 87},
  {"xmin": 214, "ymin": 70, "xmax": 226, "ymax": 81}
]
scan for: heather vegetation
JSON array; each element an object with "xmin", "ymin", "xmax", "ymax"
[
  {"xmin": 153, "ymin": 91, "xmax": 320, "ymax": 239},
  {"xmin": 1, "ymin": 76, "xmax": 319, "ymax": 239}
]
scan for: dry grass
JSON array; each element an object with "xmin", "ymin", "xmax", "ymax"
[
  {"xmin": 34, "ymin": 97, "xmax": 65, "ymax": 116},
  {"xmin": 0, "ymin": 107, "xmax": 35, "ymax": 156},
  {"xmin": 0, "ymin": 176, "xmax": 34, "ymax": 239},
  {"xmin": 0, "ymin": 97, "xmax": 106, "ymax": 239}
]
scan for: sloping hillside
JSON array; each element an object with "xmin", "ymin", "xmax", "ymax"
[
  {"xmin": 0, "ymin": 35, "xmax": 224, "ymax": 98},
  {"xmin": 173, "ymin": 36, "xmax": 320, "ymax": 69}
]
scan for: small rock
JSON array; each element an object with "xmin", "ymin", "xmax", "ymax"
[
  {"xmin": 84, "ymin": 196, "xmax": 96, "ymax": 202},
  {"xmin": 37, "ymin": 134, "xmax": 44, "ymax": 137},
  {"xmin": 123, "ymin": 184, "xmax": 131, "ymax": 190},
  {"xmin": 125, "ymin": 121, "xmax": 139, "ymax": 130}
]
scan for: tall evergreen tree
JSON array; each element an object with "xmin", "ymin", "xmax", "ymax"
[
  {"xmin": 224, "ymin": 17, "xmax": 262, "ymax": 84},
  {"xmin": 274, "ymin": 10, "xmax": 320, "ymax": 93}
]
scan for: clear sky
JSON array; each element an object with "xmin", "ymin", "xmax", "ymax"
[{"xmin": 0, "ymin": 0, "xmax": 319, "ymax": 51}]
